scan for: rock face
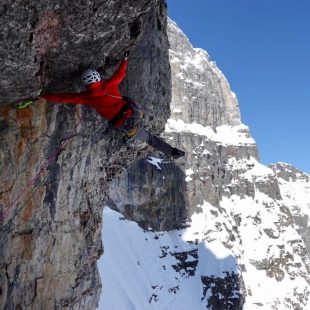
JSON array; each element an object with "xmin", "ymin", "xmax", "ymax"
[
  {"xmin": 109, "ymin": 18, "xmax": 261, "ymax": 227},
  {"xmin": 1, "ymin": 2, "xmax": 310, "ymax": 308},
  {"xmin": 108, "ymin": 158, "xmax": 187, "ymax": 231},
  {"xmin": 103, "ymin": 19, "xmax": 310, "ymax": 309},
  {"xmin": 0, "ymin": 1, "xmax": 171, "ymax": 309},
  {"xmin": 0, "ymin": 0, "xmax": 169, "ymax": 107},
  {"xmin": 167, "ymin": 19, "xmax": 241, "ymax": 128},
  {"xmin": 270, "ymin": 163, "xmax": 310, "ymax": 255}
]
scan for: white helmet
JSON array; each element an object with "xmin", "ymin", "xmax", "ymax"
[{"xmin": 81, "ymin": 69, "xmax": 101, "ymax": 85}]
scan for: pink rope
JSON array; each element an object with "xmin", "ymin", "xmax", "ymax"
[{"xmin": 1, "ymin": 114, "xmax": 83, "ymax": 221}]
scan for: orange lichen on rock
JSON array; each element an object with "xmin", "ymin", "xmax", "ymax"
[
  {"xmin": 21, "ymin": 234, "xmax": 34, "ymax": 260},
  {"xmin": 11, "ymin": 233, "xmax": 34, "ymax": 261},
  {"xmin": 16, "ymin": 140, "xmax": 24, "ymax": 160},
  {"xmin": 16, "ymin": 107, "xmax": 34, "ymax": 138},
  {"xmin": 21, "ymin": 199, "xmax": 34, "ymax": 224},
  {"xmin": 0, "ymin": 105, "xmax": 11, "ymax": 119}
]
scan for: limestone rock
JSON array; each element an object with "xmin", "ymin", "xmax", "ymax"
[
  {"xmin": 167, "ymin": 18, "xmax": 241, "ymax": 128},
  {"xmin": 108, "ymin": 18, "xmax": 261, "ymax": 230},
  {"xmin": 0, "ymin": 0, "xmax": 168, "ymax": 106},
  {"xmin": 108, "ymin": 158, "xmax": 187, "ymax": 231},
  {"xmin": 270, "ymin": 163, "xmax": 310, "ymax": 256},
  {"xmin": 104, "ymin": 19, "xmax": 310, "ymax": 309},
  {"xmin": 0, "ymin": 1, "xmax": 171, "ymax": 309}
]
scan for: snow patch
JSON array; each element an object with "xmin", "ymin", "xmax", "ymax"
[
  {"xmin": 165, "ymin": 119, "xmax": 255, "ymax": 146},
  {"xmin": 227, "ymin": 157, "xmax": 274, "ymax": 181},
  {"xmin": 147, "ymin": 157, "xmax": 163, "ymax": 170},
  {"xmin": 185, "ymin": 168, "xmax": 194, "ymax": 182},
  {"xmin": 98, "ymin": 207, "xmax": 239, "ymax": 309}
]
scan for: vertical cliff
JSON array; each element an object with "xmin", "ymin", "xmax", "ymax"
[
  {"xmin": 0, "ymin": 1, "xmax": 171, "ymax": 309},
  {"xmin": 1, "ymin": 2, "xmax": 309, "ymax": 309},
  {"xmin": 102, "ymin": 19, "xmax": 310, "ymax": 309}
]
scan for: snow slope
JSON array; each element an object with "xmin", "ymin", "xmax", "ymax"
[
  {"xmin": 98, "ymin": 182, "xmax": 310, "ymax": 309},
  {"xmin": 98, "ymin": 206, "xmax": 240, "ymax": 310}
]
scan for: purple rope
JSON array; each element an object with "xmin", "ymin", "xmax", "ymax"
[{"xmin": 1, "ymin": 115, "xmax": 83, "ymax": 221}]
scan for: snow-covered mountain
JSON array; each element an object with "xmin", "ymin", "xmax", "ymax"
[{"xmin": 99, "ymin": 19, "xmax": 310, "ymax": 309}]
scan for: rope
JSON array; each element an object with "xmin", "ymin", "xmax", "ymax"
[
  {"xmin": 105, "ymin": 93, "xmax": 123, "ymax": 99},
  {"xmin": 3, "ymin": 172, "xmax": 49, "ymax": 230},
  {"xmin": 0, "ymin": 111, "xmax": 83, "ymax": 225}
]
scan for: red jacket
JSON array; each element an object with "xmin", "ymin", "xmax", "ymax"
[{"xmin": 43, "ymin": 59, "xmax": 132, "ymax": 127}]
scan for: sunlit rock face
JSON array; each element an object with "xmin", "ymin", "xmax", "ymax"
[
  {"xmin": 167, "ymin": 19, "xmax": 241, "ymax": 128},
  {"xmin": 103, "ymin": 19, "xmax": 310, "ymax": 310},
  {"xmin": 270, "ymin": 163, "xmax": 310, "ymax": 256}
]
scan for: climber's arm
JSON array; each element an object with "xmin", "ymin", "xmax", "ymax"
[
  {"xmin": 107, "ymin": 59, "xmax": 128, "ymax": 85},
  {"xmin": 43, "ymin": 92, "xmax": 89, "ymax": 104}
]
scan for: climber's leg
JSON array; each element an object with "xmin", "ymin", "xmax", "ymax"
[
  {"xmin": 119, "ymin": 97, "xmax": 185, "ymax": 158},
  {"xmin": 132, "ymin": 126, "xmax": 185, "ymax": 158}
]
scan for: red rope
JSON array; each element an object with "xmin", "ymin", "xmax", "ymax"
[{"xmin": 1, "ymin": 112, "xmax": 83, "ymax": 222}]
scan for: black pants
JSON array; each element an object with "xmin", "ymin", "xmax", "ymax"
[{"xmin": 119, "ymin": 98, "xmax": 174, "ymax": 156}]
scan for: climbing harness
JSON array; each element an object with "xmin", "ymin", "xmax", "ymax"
[{"xmin": 109, "ymin": 103, "xmax": 133, "ymax": 126}]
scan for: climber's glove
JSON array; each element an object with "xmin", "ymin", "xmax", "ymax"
[{"xmin": 124, "ymin": 51, "xmax": 130, "ymax": 59}]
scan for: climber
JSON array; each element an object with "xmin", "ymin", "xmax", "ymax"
[{"xmin": 42, "ymin": 51, "xmax": 185, "ymax": 159}]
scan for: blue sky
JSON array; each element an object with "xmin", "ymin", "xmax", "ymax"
[{"xmin": 167, "ymin": 0, "xmax": 310, "ymax": 174}]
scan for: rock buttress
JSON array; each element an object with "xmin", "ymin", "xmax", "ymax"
[{"xmin": 0, "ymin": 0, "xmax": 171, "ymax": 309}]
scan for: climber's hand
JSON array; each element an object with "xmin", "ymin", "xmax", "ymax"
[{"xmin": 124, "ymin": 51, "xmax": 130, "ymax": 59}]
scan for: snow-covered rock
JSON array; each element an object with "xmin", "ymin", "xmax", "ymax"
[
  {"xmin": 101, "ymin": 19, "xmax": 310, "ymax": 309},
  {"xmin": 270, "ymin": 163, "xmax": 310, "ymax": 255}
]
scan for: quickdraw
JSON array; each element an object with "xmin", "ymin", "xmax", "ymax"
[{"xmin": 13, "ymin": 99, "xmax": 33, "ymax": 109}]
